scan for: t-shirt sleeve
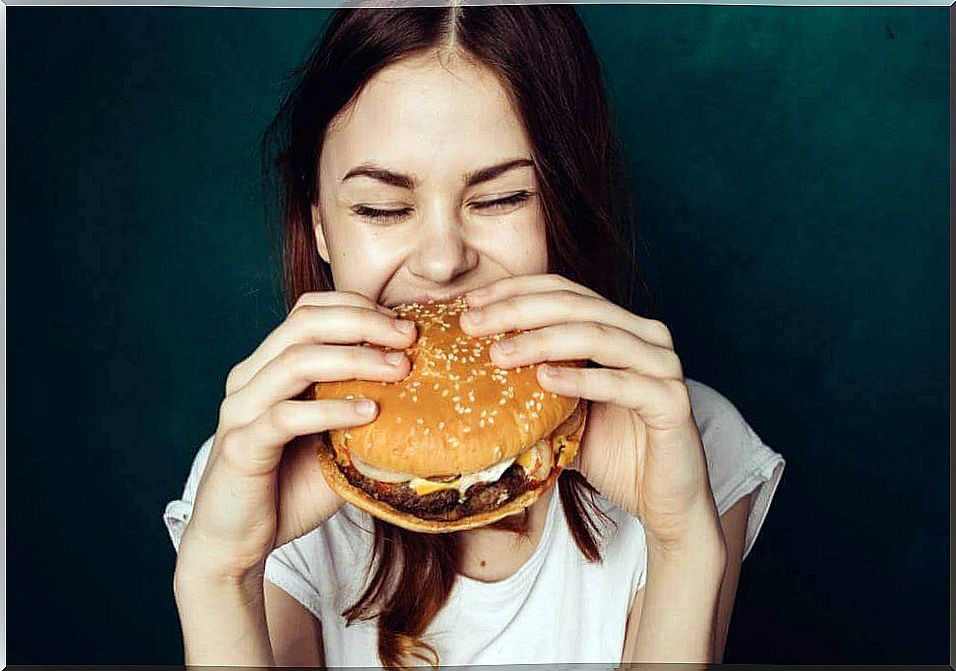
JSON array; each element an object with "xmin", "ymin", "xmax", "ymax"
[
  {"xmin": 687, "ymin": 379, "xmax": 786, "ymax": 561},
  {"xmin": 162, "ymin": 433, "xmax": 215, "ymax": 552},
  {"xmin": 161, "ymin": 433, "xmax": 326, "ymax": 618}
]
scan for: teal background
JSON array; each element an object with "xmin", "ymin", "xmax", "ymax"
[{"xmin": 7, "ymin": 6, "xmax": 949, "ymax": 664}]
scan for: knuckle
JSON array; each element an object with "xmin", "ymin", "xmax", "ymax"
[
  {"xmin": 288, "ymin": 303, "xmax": 317, "ymax": 326},
  {"xmin": 340, "ymin": 290, "xmax": 366, "ymax": 302},
  {"xmin": 218, "ymin": 429, "xmax": 245, "ymax": 467},
  {"xmin": 267, "ymin": 403, "xmax": 294, "ymax": 433},
  {"xmin": 225, "ymin": 362, "xmax": 244, "ymax": 395},
  {"xmin": 666, "ymin": 378, "xmax": 692, "ymax": 411},
  {"xmin": 218, "ymin": 396, "xmax": 236, "ymax": 425},
  {"xmin": 587, "ymin": 321, "xmax": 612, "ymax": 340},
  {"xmin": 278, "ymin": 342, "xmax": 309, "ymax": 369},
  {"xmin": 293, "ymin": 291, "xmax": 321, "ymax": 312},
  {"xmin": 346, "ymin": 345, "xmax": 372, "ymax": 368},
  {"xmin": 664, "ymin": 350, "xmax": 684, "ymax": 378},
  {"xmin": 648, "ymin": 319, "xmax": 673, "ymax": 346}
]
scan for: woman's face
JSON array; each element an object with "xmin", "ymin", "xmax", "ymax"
[{"xmin": 312, "ymin": 50, "xmax": 548, "ymax": 308}]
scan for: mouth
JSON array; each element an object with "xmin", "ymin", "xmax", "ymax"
[{"xmin": 385, "ymin": 288, "xmax": 474, "ymax": 308}]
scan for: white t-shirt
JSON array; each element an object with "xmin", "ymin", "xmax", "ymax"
[{"xmin": 163, "ymin": 378, "xmax": 785, "ymax": 666}]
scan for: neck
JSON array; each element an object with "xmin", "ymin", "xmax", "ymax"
[{"xmin": 476, "ymin": 483, "xmax": 554, "ymax": 535}]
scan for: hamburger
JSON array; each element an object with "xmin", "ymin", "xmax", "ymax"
[{"xmin": 312, "ymin": 295, "xmax": 588, "ymax": 533}]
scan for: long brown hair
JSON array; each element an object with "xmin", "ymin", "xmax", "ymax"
[{"xmin": 260, "ymin": 5, "xmax": 650, "ymax": 668}]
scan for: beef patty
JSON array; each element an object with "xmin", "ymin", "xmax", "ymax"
[{"xmin": 338, "ymin": 460, "xmax": 539, "ymax": 522}]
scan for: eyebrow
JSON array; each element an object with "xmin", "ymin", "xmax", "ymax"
[{"xmin": 341, "ymin": 158, "xmax": 534, "ymax": 189}]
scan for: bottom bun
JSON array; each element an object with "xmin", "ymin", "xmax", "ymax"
[{"xmin": 316, "ymin": 402, "xmax": 588, "ymax": 534}]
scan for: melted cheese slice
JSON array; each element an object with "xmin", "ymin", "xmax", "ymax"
[
  {"xmin": 409, "ymin": 457, "xmax": 516, "ymax": 497},
  {"xmin": 349, "ymin": 438, "xmax": 552, "ymax": 499}
]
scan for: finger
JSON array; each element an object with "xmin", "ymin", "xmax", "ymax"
[
  {"xmin": 228, "ymin": 304, "xmax": 416, "ymax": 394},
  {"xmin": 489, "ymin": 322, "xmax": 683, "ymax": 379},
  {"xmin": 535, "ymin": 365, "xmax": 692, "ymax": 431},
  {"xmin": 461, "ymin": 289, "xmax": 673, "ymax": 350},
  {"xmin": 292, "ymin": 290, "xmax": 398, "ymax": 318},
  {"xmin": 218, "ymin": 398, "xmax": 379, "ymax": 476},
  {"xmin": 223, "ymin": 343, "xmax": 409, "ymax": 427},
  {"xmin": 464, "ymin": 273, "xmax": 601, "ymax": 307}
]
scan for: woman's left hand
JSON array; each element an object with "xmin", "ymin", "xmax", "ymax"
[{"xmin": 460, "ymin": 273, "xmax": 723, "ymax": 553}]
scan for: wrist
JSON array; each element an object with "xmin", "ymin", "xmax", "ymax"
[
  {"xmin": 174, "ymin": 546, "xmax": 268, "ymax": 599},
  {"xmin": 646, "ymin": 506, "xmax": 727, "ymax": 568},
  {"xmin": 175, "ymin": 524, "xmax": 273, "ymax": 586}
]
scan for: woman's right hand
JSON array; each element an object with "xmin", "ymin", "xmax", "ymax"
[{"xmin": 175, "ymin": 291, "xmax": 416, "ymax": 582}]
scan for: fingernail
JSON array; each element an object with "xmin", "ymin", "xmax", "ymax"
[
  {"xmin": 355, "ymin": 399, "xmax": 377, "ymax": 417},
  {"xmin": 384, "ymin": 351, "xmax": 406, "ymax": 366},
  {"xmin": 493, "ymin": 339, "xmax": 515, "ymax": 356},
  {"xmin": 394, "ymin": 319, "xmax": 415, "ymax": 334},
  {"xmin": 541, "ymin": 364, "xmax": 560, "ymax": 377}
]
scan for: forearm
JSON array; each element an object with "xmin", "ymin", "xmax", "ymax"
[
  {"xmin": 632, "ymin": 529, "xmax": 727, "ymax": 663},
  {"xmin": 174, "ymin": 562, "xmax": 276, "ymax": 668}
]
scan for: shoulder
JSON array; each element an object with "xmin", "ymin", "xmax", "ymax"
[
  {"xmin": 684, "ymin": 377, "xmax": 786, "ymax": 519},
  {"xmin": 685, "ymin": 377, "xmax": 763, "ymax": 465},
  {"xmin": 685, "ymin": 378, "xmax": 747, "ymax": 434}
]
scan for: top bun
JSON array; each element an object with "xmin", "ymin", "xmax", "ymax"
[{"xmin": 313, "ymin": 296, "xmax": 583, "ymax": 478}]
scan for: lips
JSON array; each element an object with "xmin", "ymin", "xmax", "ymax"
[{"xmin": 388, "ymin": 288, "xmax": 474, "ymax": 307}]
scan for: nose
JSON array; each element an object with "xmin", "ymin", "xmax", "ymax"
[{"xmin": 406, "ymin": 205, "xmax": 479, "ymax": 284}]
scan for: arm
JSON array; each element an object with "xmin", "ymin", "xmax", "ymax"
[
  {"xmin": 174, "ymin": 565, "xmax": 276, "ymax": 668},
  {"xmin": 264, "ymin": 580, "xmax": 326, "ymax": 666},
  {"xmin": 621, "ymin": 493, "xmax": 752, "ymax": 663},
  {"xmin": 174, "ymin": 565, "xmax": 326, "ymax": 668}
]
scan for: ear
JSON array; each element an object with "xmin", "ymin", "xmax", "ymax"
[{"xmin": 310, "ymin": 201, "xmax": 331, "ymax": 264}]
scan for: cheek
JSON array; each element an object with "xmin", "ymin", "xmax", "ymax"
[
  {"xmin": 485, "ymin": 210, "xmax": 549, "ymax": 275},
  {"xmin": 325, "ymin": 227, "xmax": 405, "ymax": 293}
]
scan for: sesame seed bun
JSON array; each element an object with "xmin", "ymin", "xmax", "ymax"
[
  {"xmin": 313, "ymin": 296, "xmax": 584, "ymax": 477},
  {"xmin": 315, "ymin": 398, "xmax": 587, "ymax": 533},
  {"xmin": 311, "ymin": 296, "xmax": 588, "ymax": 532}
]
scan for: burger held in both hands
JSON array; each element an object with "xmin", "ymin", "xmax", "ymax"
[{"xmin": 313, "ymin": 295, "xmax": 588, "ymax": 533}]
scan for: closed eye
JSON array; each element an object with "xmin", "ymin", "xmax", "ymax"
[{"xmin": 353, "ymin": 191, "xmax": 535, "ymax": 225}]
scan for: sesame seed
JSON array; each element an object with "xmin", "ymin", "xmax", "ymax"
[
  {"xmin": 396, "ymin": 416, "xmax": 403, "ymax": 423},
  {"xmin": 463, "ymin": 426, "xmax": 471, "ymax": 433},
  {"xmin": 438, "ymin": 421, "xmax": 445, "ymax": 429},
  {"xmin": 416, "ymin": 418, "xmax": 424, "ymax": 425}
]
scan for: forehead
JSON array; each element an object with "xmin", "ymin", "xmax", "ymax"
[{"xmin": 322, "ymin": 52, "xmax": 532, "ymax": 181}]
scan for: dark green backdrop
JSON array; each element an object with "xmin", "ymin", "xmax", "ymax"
[{"xmin": 8, "ymin": 5, "xmax": 949, "ymax": 665}]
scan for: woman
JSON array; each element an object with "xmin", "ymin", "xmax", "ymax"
[{"xmin": 164, "ymin": 5, "xmax": 785, "ymax": 668}]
